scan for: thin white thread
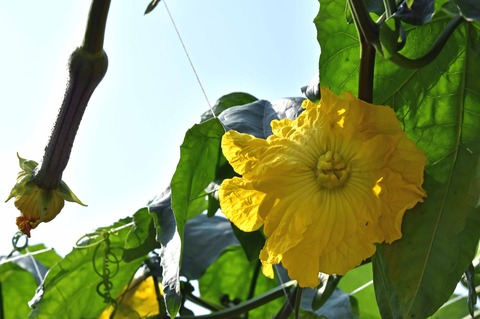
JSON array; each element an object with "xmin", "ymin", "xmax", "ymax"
[
  {"xmin": 163, "ymin": 0, "xmax": 215, "ymax": 118},
  {"xmin": 274, "ymin": 264, "xmax": 296, "ymax": 309},
  {"xmin": 349, "ymin": 280, "xmax": 373, "ymax": 296},
  {"xmin": 26, "ymin": 247, "xmax": 44, "ymax": 283},
  {"xmin": 0, "ymin": 248, "xmax": 53, "ymax": 265}
]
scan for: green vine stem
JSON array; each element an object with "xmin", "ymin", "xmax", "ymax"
[
  {"xmin": 348, "ymin": 0, "xmax": 463, "ymax": 102},
  {"xmin": 244, "ymin": 260, "xmax": 262, "ymax": 319},
  {"xmin": 152, "ymin": 275, "xmax": 167, "ymax": 318},
  {"xmin": 382, "ymin": 0, "xmax": 397, "ymax": 18},
  {"xmin": 389, "ymin": 14, "xmax": 463, "ymax": 69},
  {"xmin": 185, "ymin": 293, "xmax": 224, "ymax": 312},
  {"xmin": 272, "ymin": 286, "xmax": 299, "ymax": 319},
  {"xmin": 294, "ymin": 288, "xmax": 303, "ymax": 319},
  {"xmin": 33, "ymin": 0, "xmax": 110, "ymax": 189},
  {"xmin": 178, "ymin": 280, "xmax": 297, "ymax": 319}
]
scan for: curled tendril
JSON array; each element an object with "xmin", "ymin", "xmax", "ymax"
[
  {"xmin": 75, "ymin": 231, "xmax": 107, "ymax": 249},
  {"xmin": 11, "ymin": 232, "xmax": 28, "ymax": 251},
  {"xmin": 80, "ymin": 230, "xmax": 122, "ymax": 308}
]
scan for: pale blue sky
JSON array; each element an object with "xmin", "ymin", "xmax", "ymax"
[{"xmin": 0, "ymin": 1, "xmax": 319, "ymax": 256}]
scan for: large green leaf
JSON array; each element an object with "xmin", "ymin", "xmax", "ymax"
[
  {"xmin": 18, "ymin": 244, "xmax": 62, "ymax": 270},
  {"xmin": 123, "ymin": 207, "xmax": 159, "ymax": 262},
  {"xmin": 170, "ymin": 118, "xmax": 225, "ymax": 240},
  {"xmin": 0, "ymin": 262, "xmax": 38, "ymax": 319},
  {"xmin": 371, "ymin": 15, "xmax": 480, "ymax": 319},
  {"xmin": 316, "ymin": 1, "xmax": 480, "ymax": 317},
  {"xmin": 29, "ymin": 218, "xmax": 144, "ymax": 319}
]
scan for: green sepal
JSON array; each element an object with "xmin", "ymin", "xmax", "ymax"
[{"xmin": 58, "ymin": 180, "xmax": 87, "ymax": 206}]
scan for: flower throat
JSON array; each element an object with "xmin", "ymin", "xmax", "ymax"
[{"xmin": 316, "ymin": 150, "xmax": 350, "ymax": 189}]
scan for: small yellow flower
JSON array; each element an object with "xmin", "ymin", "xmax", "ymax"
[
  {"xmin": 6, "ymin": 154, "xmax": 86, "ymax": 237},
  {"xmin": 219, "ymin": 87, "xmax": 427, "ymax": 287},
  {"xmin": 98, "ymin": 276, "xmax": 163, "ymax": 319}
]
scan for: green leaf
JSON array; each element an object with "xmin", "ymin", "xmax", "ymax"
[
  {"xmin": 29, "ymin": 218, "xmax": 144, "ymax": 319},
  {"xmin": 181, "ymin": 215, "xmax": 239, "ymax": 280},
  {"xmin": 219, "ymin": 100, "xmax": 278, "ymax": 138},
  {"xmin": 170, "ymin": 118, "xmax": 225, "ymax": 240},
  {"xmin": 395, "ymin": 0, "xmax": 435, "ymax": 25},
  {"xmin": 148, "ymin": 188, "xmax": 182, "ymax": 318},
  {"xmin": 199, "ymin": 246, "xmax": 284, "ymax": 319},
  {"xmin": 379, "ymin": 18, "xmax": 401, "ymax": 59},
  {"xmin": 201, "ymin": 92, "xmax": 258, "ymax": 122},
  {"xmin": 301, "ymin": 73, "xmax": 320, "ymax": 102},
  {"xmin": 231, "ymin": 223, "xmax": 265, "ymax": 262},
  {"xmin": 300, "ymin": 286, "xmax": 355, "ymax": 318},
  {"xmin": 452, "ymin": 0, "xmax": 480, "ymax": 21},
  {"xmin": 315, "ymin": 1, "xmax": 360, "ymax": 96},
  {"xmin": 144, "ymin": 0, "xmax": 161, "ymax": 15},
  {"xmin": 338, "ymin": 264, "xmax": 381, "ymax": 319},
  {"xmin": 123, "ymin": 207, "xmax": 159, "ymax": 262},
  {"xmin": 371, "ymin": 14, "xmax": 480, "ymax": 319},
  {"xmin": 18, "ymin": 244, "xmax": 62, "ymax": 269},
  {"xmin": 465, "ymin": 263, "xmax": 477, "ymax": 317},
  {"xmin": 271, "ymin": 97, "xmax": 305, "ymax": 120},
  {"xmin": 429, "ymin": 293, "xmax": 472, "ymax": 318},
  {"xmin": 0, "ymin": 262, "xmax": 38, "ymax": 319}
]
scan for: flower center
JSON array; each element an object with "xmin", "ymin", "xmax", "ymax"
[{"xmin": 316, "ymin": 151, "xmax": 350, "ymax": 189}]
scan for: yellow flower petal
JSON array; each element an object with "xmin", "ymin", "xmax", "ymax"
[
  {"xmin": 6, "ymin": 154, "xmax": 86, "ymax": 237},
  {"xmin": 219, "ymin": 87, "xmax": 427, "ymax": 287},
  {"xmin": 219, "ymin": 177, "xmax": 265, "ymax": 232}
]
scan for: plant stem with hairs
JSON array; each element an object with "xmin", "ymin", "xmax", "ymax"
[{"xmin": 33, "ymin": 0, "xmax": 111, "ymax": 189}]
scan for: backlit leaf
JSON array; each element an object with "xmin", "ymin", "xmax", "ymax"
[
  {"xmin": 372, "ymin": 13, "xmax": 480, "ymax": 319},
  {"xmin": 29, "ymin": 218, "xmax": 144, "ymax": 319},
  {"xmin": 0, "ymin": 262, "xmax": 37, "ymax": 319},
  {"xmin": 170, "ymin": 118, "xmax": 225, "ymax": 240},
  {"xmin": 315, "ymin": 1, "xmax": 360, "ymax": 96},
  {"xmin": 316, "ymin": 1, "xmax": 480, "ymax": 317}
]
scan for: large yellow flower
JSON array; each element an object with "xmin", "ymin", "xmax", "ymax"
[{"xmin": 219, "ymin": 87, "xmax": 426, "ymax": 288}]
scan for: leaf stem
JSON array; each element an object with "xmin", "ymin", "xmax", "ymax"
[
  {"xmin": 178, "ymin": 280, "xmax": 297, "ymax": 319},
  {"xmin": 294, "ymin": 288, "xmax": 303, "ymax": 319},
  {"xmin": 348, "ymin": 0, "xmax": 377, "ymax": 102},
  {"xmin": 348, "ymin": 0, "xmax": 380, "ymax": 50},
  {"xmin": 358, "ymin": 36, "xmax": 376, "ymax": 103},
  {"xmin": 33, "ymin": 0, "xmax": 110, "ymax": 189}
]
